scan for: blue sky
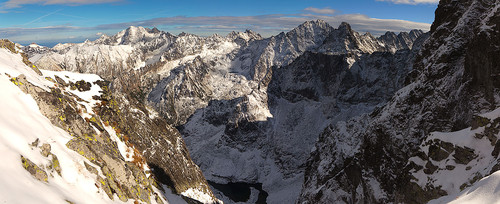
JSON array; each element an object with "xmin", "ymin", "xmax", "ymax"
[{"xmin": 0, "ymin": 0, "xmax": 438, "ymax": 47}]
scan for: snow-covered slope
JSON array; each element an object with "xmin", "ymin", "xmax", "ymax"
[
  {"xmin": 0, "ymin": 52, "xmax": 126, "ymax": 204},
  {"xmin": 0, "ymin": 47, "xmax": 166, "ymax": 204},
  {"xmin": 430, "ymin": 167, "xmax": 500, "ymax": 204},
  {"xmin": 0, "ymin": 41, "xmax": 220, "ymax": 204}
]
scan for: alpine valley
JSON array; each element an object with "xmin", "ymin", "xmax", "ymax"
[{"xmin": 1, "ymin": 0, "xmax": 499, "ymax": 203}]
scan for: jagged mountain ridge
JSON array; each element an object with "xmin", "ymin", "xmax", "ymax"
[
  {"xmin": 30, "ymin": 20, "xmax": 424, "ymax": 125},
  {"xmin": 299, "ymin": 0, "xmax": 500, "ymax": 203},
  {"xmin": 27, "ymin": 20, "xmax": 426, "ymax": 203}
]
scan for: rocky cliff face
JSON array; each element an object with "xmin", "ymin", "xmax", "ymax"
[
  {"xmin": 27, "ymin": 20, "xmax": 426, "ymax": 203},
  {"xmin": 298, "ymin": 0, "xmax": 500, "ymax": 203}
]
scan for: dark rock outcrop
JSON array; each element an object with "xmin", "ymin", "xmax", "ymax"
[{"xmin": 299, "ymin": 0, "xmax": 500, "ymax": 203}]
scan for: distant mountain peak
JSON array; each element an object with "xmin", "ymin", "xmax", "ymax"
[
  {"xmin": 286, "ymin": 19, "xmax": 333, "ymax": 39},
  {"xmin": 244, "ymin": 29, "xmax": 260, "ymax": 37},
  {"xmin": 227, "ymin": 29, "xmax": 262, "ymax": 43},
  {"xmin": 293, "ymin": 19, "xmax": 332, "ymax": 31},
  {"xmin": 338, "ymin": 22, "xmax": 352, "ymax": 29},
  {"xmin": 151, "ymin": 27, "xmax": 161, "ymax": 33}
]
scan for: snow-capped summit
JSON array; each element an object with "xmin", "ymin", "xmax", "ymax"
[
  {"xmin": 28, "ymin": 43, "xmax": 44, "ymax": 48},
  {"xmin": 287, "ymin": 19, "xmax": 333, "ymax": 36},
  {"xmin": 117, "ymin": 26, "xmax": 151, "ymax": 44},
  {"xmin": 227, "ymin": 29, "xmax": 262, "ymax": 45},
  {"xmin": 285, "ymin": 19, "xmax": 334, "ymax": 53},
  {"xmin": 52, "ymin": 43, "xmax": 75, "ymax": 51},
  {"xmin": 21, "ymin": 42, "xmax": 51, "ymax": 58}
]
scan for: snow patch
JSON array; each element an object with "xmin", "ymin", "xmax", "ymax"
[
  {"xmin": 181, "ymin": 188, "xmax": 218, "ymax": 204},
  {"xmin": 410, "ymin": 106, "xmax": 500, "ymax": 196},
  {"xmin": 430, "ymin": 170, "xmax": 500, "ymax": 204}
]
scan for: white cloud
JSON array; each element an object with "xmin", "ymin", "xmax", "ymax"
[
  {"xmin": 328, "ymin": 14, "xmax": 431, "ymax": 34},
  {"xmin": 376, "ymin": 0, "xmax": 439, "ymax": 5},
  {"xmin": 94, "ymin": 12, "xmax": 431, "ymax": 36},
  {"xmin": 304, "ymin": 7, "xmax": 336, "ymax": 15},
  {"xmin": 1, "ymin": 0, "xmax": 122, "ymax": 10}
]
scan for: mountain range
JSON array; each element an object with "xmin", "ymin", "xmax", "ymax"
[
  {"xmin": 24, "ymin": 18, "xmax": 426, "ymax": 203},
  {"xmin": 1, "ymin": 0, "xmax": 499, "ymax": 203}
]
